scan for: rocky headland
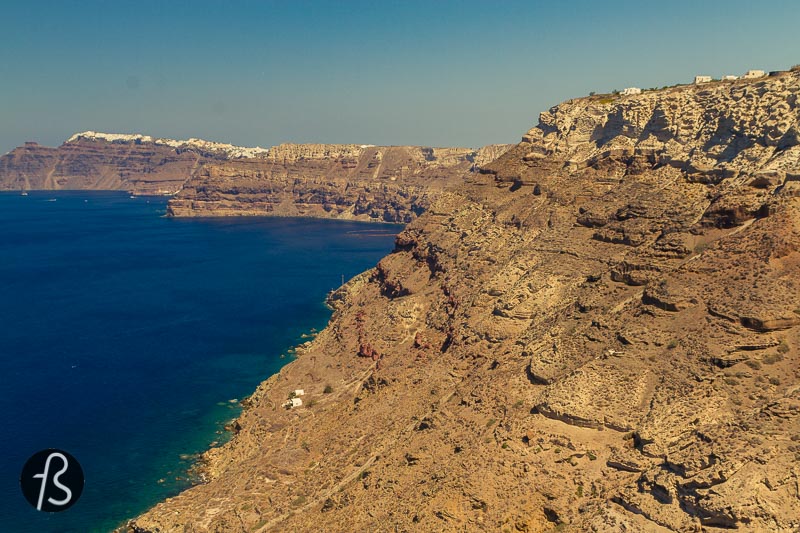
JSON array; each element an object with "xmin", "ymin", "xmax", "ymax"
[
  {"xmin": 0, "ymin": 132, "xmax": 510, "ymax": 223},
  {"xmin": 166, "ymin": 143, "xmax": 511, "ymax": 223},
  {"xmin": 0, "ymin": 132, "xmax": 256, "ymax": 195},
  {"xmin": 123, "ymin": 68, "xmax": 800, "ymax": 532}
]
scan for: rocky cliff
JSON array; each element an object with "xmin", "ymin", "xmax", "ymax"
[
  {"xmin": 1, "ymin": 133, "xmax": 510, "ymax": 223},
  {"xmin": 0, "ymin": 133, "xmax": 234, "ymax": 194},
  {"xmin": 124, "ymin": 68, "xmax": 797, "ymax": 532},
  {"xmin": 166, "ymin": 144, "xmax": 511, "ymax": 223}
]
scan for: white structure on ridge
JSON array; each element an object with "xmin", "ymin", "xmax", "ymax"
[
  {"xmin": 694, "ymin": 75, "xmax": 712, "ymax": 84},
  {"xmin": 293, "ymin": 389, "xmax": 305, "ymax": 396},
  {"xmin": 66, "ymin": 131, "xmax": 270, "ymax": 159},
  {"xmin": 621, "ymin": 87, "xmax": 642, "ymax": 95},
  {"xmin": 722, "ymin": 75, "xmax": 738, "ymax": 81},
  {"xmin": 742, "ymin": 69, "xmax": 766, "ymax": 79},
  {"xmin": 284, "ymin": 398, "xmax": 303, "ymax": 408}
]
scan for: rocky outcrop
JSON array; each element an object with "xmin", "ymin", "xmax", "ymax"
[
  {"xmin": 518, "ymin": 72, "xmax": 800, "ymax": 179},
  {"xmin": 166, "ymin": 144, "xmax": 512, "ymax": 223},
  {"xmin": 0, "ymin": 134, "xmax": 222, "ymax": 194},
  {"xmin": 123, "ymin": 68, "xmax": 797, "ymax": 532},
  {"xmin": 1, "ymin": 134, "xmax": 512, "ymax": 223}
]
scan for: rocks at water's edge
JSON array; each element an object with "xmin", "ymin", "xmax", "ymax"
[{"xmin": 69, "ymin": 70, "xmax": 800, "ymax": 532}]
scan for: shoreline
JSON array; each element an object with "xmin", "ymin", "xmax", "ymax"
[
  {"xmin": 0, "ymin": 190, "xmax": 401, "ymax": 532},
  {"xmin": 124, "ymin": 259, "xmax": 384, "ymax": 531}
]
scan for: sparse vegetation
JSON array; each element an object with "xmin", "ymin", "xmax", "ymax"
[
  {"xmin": 745, "ymin": 359, "xmax": 762, "ymax": 370},
  {"xmin": 667, "ymin": 339, "xmax": 678, "ymax": 350},
  {"xmin": 587, "ymin": 451, "xmax": 597, "ymax": 461},
  {"xmin": 769, "ymin": 376, "xmax": 781, "ymax": 386},
  {"xmin": 323, "ymin": 384, "xmax": 333, "ymax": 394},
  {"xmin": 576, "ymin": 484, "xmax": 584, "ymax": 497},
  {"xmin": 777, "ymin": 340, "xmax": 790, "ymax": 354},
  {"xmin": 291, "ymin": 495, "xmax": 307, "ymax": 508},
  {"xmin": 597, "ymin": 97, "xmax": 615, "ymax": 105},
  {"xmin": 486, "ymin": 418, "xmax": 497, "ymax": 428},
  {"xmin": 763, "ymin": 352, "xmax": 784, "ymax": 365}
]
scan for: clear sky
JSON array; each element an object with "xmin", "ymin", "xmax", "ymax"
[{"xmin": 2, "ymin": 0, "xmax": 799, "ymax": 154}]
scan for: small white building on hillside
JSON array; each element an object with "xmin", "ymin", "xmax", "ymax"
[
  {"xmin": 284, "ymin": 397, "xmax": 303, "ymax": 409},
  {"xmin": 621, "ymin": 87, "xmax": 642, "ymax": 95},
  {"xmin": 722, "ymin": 75, "xmax": 738, "ymax": 81},
  {"xmin": 742, "ymin": 69, "xmax": 766, "ymax": 79},
  {"xmin": 694, "ymin": 75, "xmax": 712, "ymax": 84}
]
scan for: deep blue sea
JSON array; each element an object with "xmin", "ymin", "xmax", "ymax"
[{"xmin": 0, "ymin": 191, "xmax": 400, "ymax": 532}]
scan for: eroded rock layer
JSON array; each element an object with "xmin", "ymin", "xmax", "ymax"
[
  {"xmin": 1, "ymin": 135, "xmax": 510, "ymax": 223},
  {"xmin": 0, "ymin": 137, "xmax": 210, "ymax": 194},
  {"xmin": 166, "ymin": 144, "xmax": 512, "ymax": 223},
  {"xmin": 124, "ymin": 69, "xmax": 797, "ymax": 532}
]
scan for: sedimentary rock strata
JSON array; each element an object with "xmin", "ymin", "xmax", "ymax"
[
  {"xmin": 1, "ymin": 133, "xmax": 510, "ymax": 223},
  {"xmin": 166, "ymin": 144, "xmax": 512, "ymax": 223},
  {"xmin": 123, "ymin": 69, "xmax": 799, "ymax": 531},
  {"xmin": 0, "ymin": 135, "xmax": 214, "ymax": 194}
]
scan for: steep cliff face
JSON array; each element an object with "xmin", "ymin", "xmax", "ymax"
[
  {"xmin": 0, "ymin": 135, "xmax": 216, "ymax": 194},
  {"xmin": 519, "ymin": 71, "xmax": 799, "ymax": 177},
  {"xmin": 167, "ymin": 144, "xmax": 512, "ymax": 223},
  {"xmin": 129, "ymin": 69, "xmax": 797, "ymax": 532},
  {"xmin": 1, "ymin": 134, "xmax": 511, "ymax": 224}
]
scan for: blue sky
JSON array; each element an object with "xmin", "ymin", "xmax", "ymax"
[{"xmin": 2, "ymin": 0, "xmax": 799, "ymax": 153}]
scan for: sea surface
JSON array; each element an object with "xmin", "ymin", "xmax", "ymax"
[{"xmin": 0, "ymin": 191, "xmax": 401, "ymax": 532}]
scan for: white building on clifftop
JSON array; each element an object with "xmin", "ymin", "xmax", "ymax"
[
  {"xmin": 621, "ymin": 87, "xmax": 641, "ymax": 95},
  {"xmin": 694, "ymin": 75, "xmax": 712, "ymax": 84},
  {"xmin": 742, "ymin": 69, "xmax": 766, "ymax": 79}
]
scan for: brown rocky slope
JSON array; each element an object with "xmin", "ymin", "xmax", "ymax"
[
  {"xmin": 1, "ymin": 133, "xmax": 510, "ymax": 224},
  {"xmin": 166, "ymin": 143, "xmax": 511, "ymax": 223},
  {"xmin": 129, "ymin": 70, "xmax": 800, "ymax": 532},
  {"xmin": 0, "ymin": 133, "xmax": 220, "ymax": 195}
]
